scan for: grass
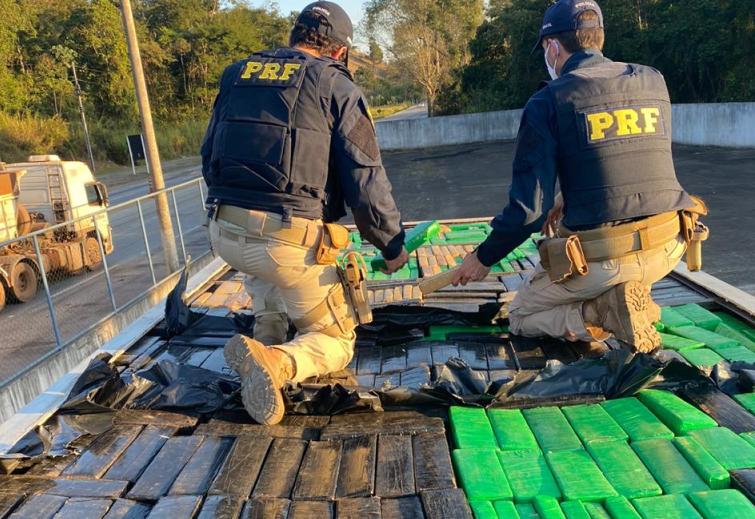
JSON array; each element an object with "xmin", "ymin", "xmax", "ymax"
[{"xmin": 370, "ymin": 102, "xmax": 414, "ymax": 120}]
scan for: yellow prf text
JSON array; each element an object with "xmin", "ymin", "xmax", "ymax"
[
  {"xmin": 240, "ymin": 61, "xmax": 302, "ymax": 82},
  {"xmin": 586, "ymin": 107, "xmax": 661, "ymax": 142}
]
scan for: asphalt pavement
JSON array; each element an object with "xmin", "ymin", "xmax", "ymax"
[{"xmin": 380, "ymin": 103, "xmax": 429, "ymax": 121}]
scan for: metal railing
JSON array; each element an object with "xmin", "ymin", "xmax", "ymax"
[{"xmin": 0, "ymin": 177, "xmax": 211, "ymax": 386}]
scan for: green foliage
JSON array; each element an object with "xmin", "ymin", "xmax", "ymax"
[
  {"xmin": 0, "ymin": 0, "xmax": 288, "ymax": 164},
  {"xmin": 453, "ymin": 0, "xmax": 755, "ymax": 114}
]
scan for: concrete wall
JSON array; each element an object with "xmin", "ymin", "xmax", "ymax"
[
  {"xmin": 376, "ymin": 103, "xmax": 755, "ymax": 150},
  {"xmin": 671, "ymin": 103, "xmax": 755, "ymax": 147},
  {"xmin": 377, "ymin": 109, "xmax": 523, "ymax": 150}
]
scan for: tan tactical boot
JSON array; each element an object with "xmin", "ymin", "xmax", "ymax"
[{"xmin": 583, "ymin": 281, "xmax": 661, "ymax": 353}]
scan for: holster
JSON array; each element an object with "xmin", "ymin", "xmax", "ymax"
[
  {"xmin": 338, "ymin": 252, "xmax": 373, "ymax": 325},
  {"xmin": 680, "ymin": 195, "xmax": 710, "ymax": 272},
  {"xmin": 316, "ymin": 223, "xmax": 350, "ymax": 265},
  {"xmin": 538, "ymin": 235, "xmax": 590, "ymax": 283}
]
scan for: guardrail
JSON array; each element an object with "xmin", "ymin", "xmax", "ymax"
[{"xmin": 0, "ymin": 177, "xmax": 211, "ymax": 387}]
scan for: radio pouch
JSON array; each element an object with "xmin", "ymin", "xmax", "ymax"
[
  {"xmin": 538, "ymin": 235, "xmax": 590, "ymax": 283},
  {"xmin": 316, "ymin": 223, "xmax": 350, "ymax": 265}
]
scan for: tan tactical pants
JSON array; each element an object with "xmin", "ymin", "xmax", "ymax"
[
  {"xmin": 209, "ymin": 219, "xmax": 356, "ymax": 383},
  {"xmin": 509, "ymin": 235, "xmax": 687, "ymax": 342}
]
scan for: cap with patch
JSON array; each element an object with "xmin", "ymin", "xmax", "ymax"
[
  {"xmin": 296, "ymin": 2, "xmax": 354, "ymax": 48},
  {"xmin": 533, "ymin": 0, "xmax": 604, "ymax": 52}
]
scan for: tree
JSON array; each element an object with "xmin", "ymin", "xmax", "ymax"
[{"xmin": 365, "ymin": 0, "xmax": 484, "ymax": 116}]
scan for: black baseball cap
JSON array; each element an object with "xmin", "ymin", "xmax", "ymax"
[
  {"xmin": 296, "ymin": 2, "xmax": 354, "ymax": 48},
  {"xmin": 532, "ymin": 0, "xmax": 604, "ymax": 52}
]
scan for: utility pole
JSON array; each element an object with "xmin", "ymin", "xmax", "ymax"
[
  {"xmin": 71, "ymin": 62, "xmax": 96, "ymax": 174},
  {"xmin": 119, "ymin": 0, "xmax": 179, "ymax": 273}
]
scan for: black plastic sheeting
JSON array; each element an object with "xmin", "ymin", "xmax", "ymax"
[{"xmin": 7, "ymin": 275, "xmax": 755, "ymax": 463}]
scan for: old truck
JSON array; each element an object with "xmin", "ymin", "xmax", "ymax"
[{"xmin": 0, "ymin": 155, "xmax": 112, "ymax": 311}]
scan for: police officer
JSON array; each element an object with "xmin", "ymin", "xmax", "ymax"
[
  {"xmin": 201, "ymin": 1, "xmax": 408, "ymax": 425},
  {"xmin": 452, "ymin": 0, "xmax": 702, "ymax": 353}
]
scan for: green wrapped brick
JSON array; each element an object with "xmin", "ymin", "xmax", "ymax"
[
  {"xmin": 497, "ymin": 450, "xmax": 561, "ymax": 502},
  {"xmin": 660, "ymin": 333, "xmax": 705, "ymax": 351},
  {"xmin": 534, "ymin": 496, "xmax": 566, "ymax": 519},
  {"xmin": 561, "ymin": 501, "xmax": 591, "ymax": 519},
  {"xmin": 601, "ymin": 398, "xmax": 674, "ymax": 441},
  {"xmin": 562, "ymin": 404, "xmax": 628, "ymax": 445},
  {"xmin": 667, "ymin": 326, "xmax": 740, "ymax": 352},
  {"xmin": 632, "ymin": 495, "xmax": 702, "ymax": 519},
  {"xmin": 545, "ymin": 449, "xmax": 617, "ymax": 502},
  {"xmin": 452, "ymin": 449, "xmax": 513, "ymax": 501},
  {"xmin": 687, "ymin": 427, "xmax": 755, "ymax": 470},
  {"xmin": 449, "ymin": 406, "xmax": 498, "ymax": 449},
  {"xmin": 494, "ymin": 501, "xmax": 521, "ymax": 519},
  {"xmin": 516, "ymin": 503, "xmax": 541, "ymax": 519},
  {"xmin": 631, "ymin": 439, "xmax": 709, "ymax": 494},
  {"xmin": 586, "ymin": 441, "xmax": 662, "ymax": 499},
  {"xmin": 741, "ymin": 431, "xmax": 755, "ymax": 448},
  {"xmin": 637, "ymin": 389, "xmax": 717, "ymax": 435},
  {"xmin": 604, "ymin": 497, "xmax": 641, "ymax": 519},
  {"xmin": 672, "ymin": 436, "xmax": 730, "ymax": 489},
  {"xmin": 583, "ymin": 503, "xmax": 612, "ymax": 519},
  {"xmin": 488, "ymin": 409, "xmax": 540, "ymax": 452},
  {"xmin": 715, "ymin": 323, "xmax": 755, "ymax": 351},
  {"xmin": 687, "ymin": 489, "xmax": 755, "ymax": 519},
  {"xmin": 673, "ymin": 304, "xmax": 722, "ymax": 331},
  {"xmin": 371, "ymin": 220, "xmax": 441, "ymax": 269},
  {"xmin": 680, "ymin": 348, "xmax": 725, "ymax": 368},
  {"xmin": 470, "ymin": 501, "xmax": 499, "ymax": 519},
  {"xmin": 715, "ymin": 345, "xmax": 755, "ymax": 363},
  {"xmin": 661, "ymin": 307, "xmax": 695, "ymax": 329},
  {"xmin": 523, "ymin": 407, "xmax": 583, "ymax": 453},
  {"xmin": 428, "ymin": 326, "xmax": 503, "ymax": 342}
]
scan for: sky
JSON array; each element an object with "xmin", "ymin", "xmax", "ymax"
[{"xmin": 251, "ymin": 1, "xmax": 365, "ymax": 27}]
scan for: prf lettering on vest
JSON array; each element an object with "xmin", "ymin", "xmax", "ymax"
[
  {"xmin": 584, "ymin": 107, "xmax": 663, "ymax": 143},
  {"xmin": 238, "ymin": 60, "xmax": 303, "ymax": 85}
]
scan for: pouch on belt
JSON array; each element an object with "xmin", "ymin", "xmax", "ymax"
[
  {"xmin": 538, "ymin": 235, "xmax": 589, "ymax": 283},
  {"xmin": 680, "ymin": 195, "xmax": 709, "ymax": 272},
  {"xmin": 316, "ymin": 223, "xmax": 350, "ymax": 265}
]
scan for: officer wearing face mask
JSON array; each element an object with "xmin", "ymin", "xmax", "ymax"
[{"xmin": 453, "ymin": 0, "xmax": 707, "ymax": 353}]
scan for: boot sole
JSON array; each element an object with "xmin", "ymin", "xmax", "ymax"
[
  {"xmin": 239, "ymin": 342, "xmax": 286, "ymax": 425},
  {"xmin": 224, "ymin": 334, "xmax": 251, "ymax": 375},
  {"xmin": 611, "ymin": 282, "xmax": 661, "ymax": 353}
]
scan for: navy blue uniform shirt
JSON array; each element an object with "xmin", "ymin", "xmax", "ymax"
[{"xmin": 476, "ymin": 50, "xmax": 610, "ymax": 267}]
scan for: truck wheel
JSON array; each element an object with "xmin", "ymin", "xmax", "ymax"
[
  {"xmin": 0, "ymin": 283, "xmax": 6, "ymax": 312},
  {"xmin": 16, "ymin": 204, "xmax": 32, "ymax": 236},
  {"xmin": 85, "ymin": 237, "xmax": 103, "ymax": 269},
  {"xmin": 9, "ymin": 262, "xmax": 38, "ymax": 303}
]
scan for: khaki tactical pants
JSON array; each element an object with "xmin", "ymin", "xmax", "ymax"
[
  {"xmin": 209, "ymin": 218, "xmax": 356, "ymax": 383},
  {"xmin": 509, "ymin": 235, "xmax": 687, "ymax": 342}
]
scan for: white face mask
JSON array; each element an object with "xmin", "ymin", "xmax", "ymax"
[{"xmin": 544, "ymin": 40, "xmax": 559, "ymax": 80}]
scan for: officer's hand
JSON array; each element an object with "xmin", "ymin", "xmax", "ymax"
[
  {"xmin": 452, "ymin": 252, "xmax": 491, "ymax": 287},
  {"xmin": 382, "ymin": 248, "xmax": 409, "ymax": 275},
  {"xmin": 542, "ymin": 193, "xmax": 564, "ymax": 237}
]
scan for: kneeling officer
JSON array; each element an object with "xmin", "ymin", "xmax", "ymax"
[{"xmin": 201, "ymin": 1, "xmax": 408, "ymax": 424}]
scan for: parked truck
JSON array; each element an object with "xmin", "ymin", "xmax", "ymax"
[{"xmin": 0, "ymin": 155, "xmax": 112, "ymax": 311}]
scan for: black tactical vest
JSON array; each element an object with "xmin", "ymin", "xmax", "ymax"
[
  {"xmin": 547, "ymin": 60, "xmax": 691, "ymax": 228},
  {"xmin": 206, "ymin": 49, "xmax": 348, "ymax": 219}
]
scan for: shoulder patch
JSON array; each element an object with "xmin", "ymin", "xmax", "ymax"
[
  {"xmin": 235, "ymin": 58, "xmax": 306, "ymax": 87},
  {"xmin": 347, "ymin": 115, "xmax": 380, "ymax": 162}
]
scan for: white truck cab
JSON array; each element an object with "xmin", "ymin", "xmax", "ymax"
[{"xmin": 4, "ymin": 155, "xmax": 112, "ymax": 251}]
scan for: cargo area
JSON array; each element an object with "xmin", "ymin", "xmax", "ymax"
[{"xmin": 1, "ymin": 220, "xmax": 754, "ymax": 518}]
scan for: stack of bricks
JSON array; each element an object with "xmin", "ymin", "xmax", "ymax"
[
  {"xmin": 449, "ymin": 388, "xmax": 755, "ymax": 519},
  {"xmin": 0, "ymin": 410, "xmax": 470, "ymax": 519},
  {"xmin": 655, "ymin": 304, "xmax": 755, "ymax": 368}
]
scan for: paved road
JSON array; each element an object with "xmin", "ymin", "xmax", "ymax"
[
  {"xmin": 380, "ymin": 103, "xmax": 429, "ymax": 121},
  {"xmin": 0, "ymin": 166, "xmax": 207, "ymax": 382},
  {"xmin": 2, "ymin": 140, "xmax": 753, "ymax": 382}
]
